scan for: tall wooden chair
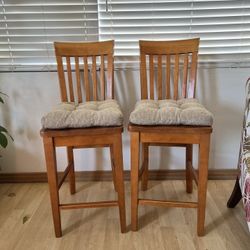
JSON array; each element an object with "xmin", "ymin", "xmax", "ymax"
[
  {"xmin": 128, "ymin": 38, "xmax": 213, "ymax": 236},
  {"xmin": 40, "ymin": 40, "xmax": 126, "ymax": 237}
]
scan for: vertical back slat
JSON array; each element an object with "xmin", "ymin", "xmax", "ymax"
[
  {"xmin": 66, "ymin": 57, "xmax": 74, "ymax": 102},
  {"xmin": 107, "ymin": 54, "xmax": 114, "ymax": 98},
  {"xmin": 75, "ymin": 57, "xmax": 82, "ymax": 103},
  {"xmin": 54, "ymin": 41, "xmax": 114, "ymax": 103},
  {"xmin": 182, "ymin": 54, "xmax": 189, "ymax": 98},
  {"xmin": 92, "ymin": 56, "xmax": 97, "ymax": 100},
  {"xmin": 188, "ymin": 52, "xmax": 198, "ymax": 98},
  {"xmin": 139, "ymin": 39, "xmax": 199, "ymax": 101},
  {"xmin": 166, "ymin": 55, "xmax": 171, "ymax": 99},
  {"xmin": 56, "ymin": 56, "xmax": 67, "ymax": 102},
  {"xmin": 174, "ymin": 54, "xmax": 179, "ymax": 100},
  {"xmin": 140, "ymin": 53, "xmax": 148, "ymax": 99},
  {"xmin": 84, "ymin": 56, "xmax": 90, "ymax": 101},
  {"xmin": 157, "ymin": 55, "xmax": 162, "ymax": 99},
  {"xmin": 100, "ymin": 55, "xmax": 105, "ymax": 100},
  {"xmin": 149, "ymin": 55, "xmax": 154, "ymax": 99}
]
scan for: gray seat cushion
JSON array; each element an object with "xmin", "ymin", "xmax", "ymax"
[
  {"xmin": 42, "ymin": 99, "xmax": 123, "ymax": 129},
  {"xmin": 129, "ymin": 98, "xmax": 213, "ymax": 126}
]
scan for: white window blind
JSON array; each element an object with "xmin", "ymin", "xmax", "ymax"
[
  {"xmin": 98, "ymin": 0, "xmax": 250, "ymax": 66},
  {"xmin": 0, "ymin": 0, "xmax": 98, "ymax": 71}
]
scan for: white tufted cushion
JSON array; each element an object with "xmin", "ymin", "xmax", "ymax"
[
  {"xmin": 42, "ymin": 99, "xmax": 123, "ymax": 129},
  {"xmin": 129, "ymin": 98, "xmax": 213, "ymax": 126}
]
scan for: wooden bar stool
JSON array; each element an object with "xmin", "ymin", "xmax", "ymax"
[
  {"xmin": 128, "ymin": 38, "xmax": 213, "ymax": 236},
  {"xmin": 40, "ymin": 40, "xmax": 126, "ymax": 237}
]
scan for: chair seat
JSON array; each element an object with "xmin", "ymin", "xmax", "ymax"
[
  {"xmin": 42, "ymin": 99, "xmax": 123, "ymax": 129},
  {"xmin": 129, "ymin": 98, "xmax": 213, "ymax": 126}
]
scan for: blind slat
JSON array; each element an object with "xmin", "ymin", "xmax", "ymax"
[
  {"xmin": 0, "ymin": 0, "xmax": 98, "ymax": 71},
  {"xmin": 98, "ymin": 0, "xmax": 249, "ymax": 64},
  {"xmin": 1, "ymin": 0, "xmax": 250, "ymax": 70}
]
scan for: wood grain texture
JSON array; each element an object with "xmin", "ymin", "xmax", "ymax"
[
  {"xmin": 40, "ymin": 126, "xmax": 123, "ymax": 137},
  {"xmin": 197, "ymin": 134, "xmax": 210, "ymax": 236},
  {"xmin": 140, "ymin": 39, "xmax": 199, "ymax": 54},
  {"xmin": 57, "ymin": 162, "xmax": 71, "ymax": 190},
  {"xmin": 60, "ymin": 201, "xmax": 118, "ymax": 209},
  {"xmin": 188, "ymin": 51, "xmax": 198, "ymax": 98},
  {"xmin": 54, "ymin": 40, "xmax": 114, "ymax": 102},
  {"xmin": 130, "ymin": 38, "xmax": 212, "ymax": 237},
  {"xmin": 128, "ymin": 123, "xmax": 212, "ymax": 134},
  {"xmin": 0, "ymin": 181, "xmax": 249, "ymax": 250},
  {"xmin": 139, "ymin": 38, "xmax": 199, "ymax": 100},
  {"xmin": 54, "ymin": 40, "xmax": 114, "ymax": 56},
  {"xmin": 182, "ymin": 54, "xmax": 188, "ymax": 98},
  {"xmin": 112, "ymin": 133, "xmax": 126, "ymax": 233},
  {"xmin": 43, "ymin": 137, "xmax": 62, "ymax": 237},
  {"xmin": 110, "ymin": 145, "xmax": 117, "ymax": 192},
  {"xmin": 139, "ymin": 199, "xmax": 198, "ymax": 208},
  {"xmin": 141, "ymin": 143, "xmax": 149, "ymax": 191},
  {"xmin": 55, "ymin": 55, "xmax": 67, "ymax": 102},
  {"xmin": 67, "ymin": 146, "xmax": 75, "ymax": 194},
  {"xmin": 174, "ymin": 54, "xmax": 179, "ymax": 100},
  {"xmin": 75, "ymin": 57, "xmax": 82, "ymax": 103},
  {"xmin": 166, "ymin": 54, "xmax": 171, "ymax": 99},
  {"xmin": 149, "ymin": 55, "xmax": 154, "ymax": 99},
  {"xmin": 130, "ymin": 132, "xmax": 140, "ymax": 231},
  {"xmin": 100, "ymin": 55, "xmax": 105, "ymax": 100},
  {"xmin": 66, "ymin": 56, "xmax": 74, "ymax": 102},
  {"xmin": 157, "ymin": 55, "xmax": 162, "ymax": 99},
  {"xmin": 83, "ymin": 56, "xmax": 90, "ymax": 101},
  {"xmin": 54, "ymin": 134, "xmax": 115, "ymax": 147},
  {"xmin": 140, "ymin": 53, "xmax": 148, "ymax": 99},
  {"xmin": 107, "ymin": 53, "xmax": 114, "ymax": 99},
  {"xmin": 128, "ymin": 125, "xmax": 212, "ymax": 235},
  {"xmin": 186, "ymin": 144, "xmax": 193, "ymax": 193},
  {"xmin": 41, "ymin": 40, "xmax": 125, "ymax": 237},
  {"xmin": 92, "ymin": 55, "xmax": 97, "ymax": 100}
]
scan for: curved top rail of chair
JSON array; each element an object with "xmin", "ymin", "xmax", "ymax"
[
  {"xmin": 139, "ymin": 38, "xmax": 199, "ymax": 55},
  {"xmin": 54, "ymin": 40, "xmax": 114, "ymax": 57}
]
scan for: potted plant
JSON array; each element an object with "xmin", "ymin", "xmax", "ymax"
[{"xmin": 0, "ymin": 92, "xmax": 13, "ymax": 149}]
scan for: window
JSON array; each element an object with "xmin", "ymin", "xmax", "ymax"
[
  {"xmin": 0, "ymin": 0, "xmax": 98, "ymax": 71},
  {"xmin": 98, "ymin": 0, "xmax": 250, "ymax": 67},
  {"xmin": 0, "ymin": 0, "xmax": 249, "ymax": 71}
]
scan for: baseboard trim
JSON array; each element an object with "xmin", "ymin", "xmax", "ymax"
[{"xmin": 0, "ymin": 169, "xmax": 238, "ymax": 183}]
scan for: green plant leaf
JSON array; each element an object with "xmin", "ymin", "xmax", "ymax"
[
  {"xmin": 0, "ymin": 91, "xmax": 8, "ymax": 97},
  {"xmin": 0, "ymin": 132, "xmax": 8, "ymax": 148},
  {"xmin": 0, "ymin": 92, "xmax": 13, "ymax": 147},
  {"xmin": 0, "ymin": 126, "xmax": 8, "ymax": 133},
  {"xmin": 0, "ymin": 126, "xmax": 14, "ymax": 141}
]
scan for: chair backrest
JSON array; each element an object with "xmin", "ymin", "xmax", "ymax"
[
  {"xmin": 54, "ymin": 40, "xmax": 114, "ymax": 103},
  {"xmin": 139, "ymin": 38, "xmax": 199, "ymax": 100}
]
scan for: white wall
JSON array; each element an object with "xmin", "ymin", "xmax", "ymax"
[{"xmin": 0, "ymin": 68, "xmax": 247, "ymax": 173}]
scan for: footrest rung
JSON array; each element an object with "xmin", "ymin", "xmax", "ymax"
[
  {"xmin": 139, "ymin": 199, "xmax": 197, "ymax": 208},
  {"xmin": 60, "ymin": 200, "xmax": 118, "ymax": 210}
]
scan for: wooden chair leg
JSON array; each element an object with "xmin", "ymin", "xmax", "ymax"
[
  {"xmin": 227, "ymin": 176, "xmax": 242, "ymax": 208},
  {"xmin": 141, "ymin": 143, "xmax": 149, "ymax": 191},
  {"xmin": 130, "ymin": 132, "xmax": 140, "ymax": 231},
  {"xmin": 67, "ymin": 146, "xmax": 76, "ymax": 195},
  {"xmin": 186, "ymin": 144, "xmax": 193, "ymax": 193},
  {"xmin": 110, "ymin": 145, "xmax": 118, "ymax": 192},
  {"xmin": 113, "ymin": 134, "xmax": 126, "ymax": 233},
  {"xmin": 43, "ymin": 137, "xmax": 62, "ymax": 237},
  {"xmin": 197, "ymin": 134, "xmax": 210, "ymax": 236}
]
